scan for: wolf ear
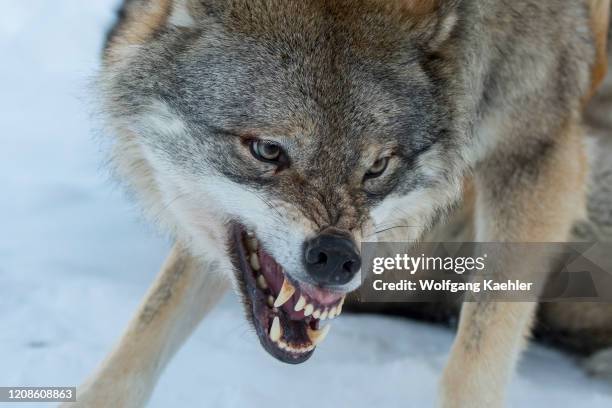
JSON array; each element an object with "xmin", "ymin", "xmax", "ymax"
[
  {"xmin": 399, "ymin": 0, "xmax": 460, "ymax": 49},
  {"xmin": 399, "ymin": 0, "xmax": 442, "ymax": 15},
  {"xmin": 169, "ymin": 0, "xmax": 224, "ymax": 27},
  {"xmin": 104, "ymin": 0, "xmax": 218, "ymax": 63},
  {"xmin": 168, "ymin": 0, "xmax": 197, "ymax": 27}
]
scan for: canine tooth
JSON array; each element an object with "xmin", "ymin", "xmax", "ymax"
[
  {"xmin": 270, "ymin": 316, "xmax": 282, "ymax": 342},
  {"xmin": 313, "ymin": 309, "xmax": 321, "ymax": 319},
  {"xmin": 257, "ymin": 274, "xmax": 268, "ymax": 289},
  {"xmin": 294, "ymin": 295, "xmax": 306, "ymax": 312},
  {"xmin": 267, "ymin": 296, "xmax": 275, "ymax": 307},
  {"xmin": 328, "ymin": 306, "xmax": 337, "ymax": 319},
  {"xmin": 250, "ymin": 254, "xmax": 261, "ymax": 271},
  {"xmin": 307, "ymin": 324, "xmax": 331, "ymax": 346},
  {"xmin": 320, "ymin": 309, "xmax": 329, "ymax": 320},
  {"xmin": 337, "ymin": 296, "xmax": 345, "ymax": 314},
  {"xmin": 304, "ymin": 303, "xmax": 314, "ymax": 316},
  {"xmin": 274, "ymin": 278, "xmax": 296, "ymax": 307},
  {"xmin": 247, "ymin": 238, "xmax": 258, "ymax": 252}
]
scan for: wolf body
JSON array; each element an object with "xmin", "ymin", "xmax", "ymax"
[{"xmin": 66, "ymin": 1, "xmax": 611, "ymax": 406}]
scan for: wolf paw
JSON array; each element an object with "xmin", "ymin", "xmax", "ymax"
[{"xmin": 583, "ymin": 348, "xmax": 612, "ymax": 382}]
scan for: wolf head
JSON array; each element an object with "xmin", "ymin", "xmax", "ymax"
[{"xmin": 100, "ymin": 0, "xmax": 466, "ymax": 363}]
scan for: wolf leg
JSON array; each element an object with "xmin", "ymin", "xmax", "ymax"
[
  {"xmin": 63, "ymin": 243, "xmax": 229, "ymax": 408},
  {"xmin": 439, "ymin": 121, "xmax": 588, "ymax": 407},
  {"xmin": 584, "ymin": 348, "xmax": 612, "ymax": 382}
]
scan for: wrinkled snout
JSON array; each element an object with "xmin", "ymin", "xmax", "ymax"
[{"xmin": 303, "ymin": 228, "xmax": 361, "ymax": 286}]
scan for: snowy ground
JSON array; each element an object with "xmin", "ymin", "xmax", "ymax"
[{"xmin": 0, "ymin": 1, "xmax": 611, "ymax": 407}]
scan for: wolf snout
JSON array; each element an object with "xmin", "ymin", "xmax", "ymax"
[{"xmin": 303, "ymin": 229, "xmax": 361, "ymax": 286}]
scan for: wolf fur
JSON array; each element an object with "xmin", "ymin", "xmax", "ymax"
[{"xmin": 65, "ymin": 1, "xmax": 611, "ymax": 407}]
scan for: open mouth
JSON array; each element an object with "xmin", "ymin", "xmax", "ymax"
[{"xmin": 229, "ymin": 223, "xmax": 346, "ymax": 364}]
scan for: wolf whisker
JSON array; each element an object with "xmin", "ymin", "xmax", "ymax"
[
  {"xmin": 151, "ymin": 192, "xmax": 193, "ymax": 225},
  {"xmin": 366, "ymin": 225, "xmax": 422, "ymax": 238},
  {"xmin": 251, "ymin": 191, "xmax": 285, "ymax": 221}
]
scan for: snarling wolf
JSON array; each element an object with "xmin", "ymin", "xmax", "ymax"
[{"xmin": 67, "ymin": 0, "xmax": 611, "ymax": 406}]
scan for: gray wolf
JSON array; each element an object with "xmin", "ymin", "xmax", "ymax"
[{"xmin": 65, "ymin": 0, "xmax": 611, "ymax": 406}]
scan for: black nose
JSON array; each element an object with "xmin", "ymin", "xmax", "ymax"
[{"xmin": 303, "ymin": 230, "xmax": 361, "ymax": 286}]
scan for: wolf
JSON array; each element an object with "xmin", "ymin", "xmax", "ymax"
[{"xmin": 67, "ymin": 0, "xmax": 611, "ymax": 406}]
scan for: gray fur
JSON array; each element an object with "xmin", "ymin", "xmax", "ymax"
[
  {"xmin": 94, "ymin": 0, "xmax": 611, "ymax": 404},
  {"xmin": 99, "ymin": 0, "xmax": 595, "ymax": 284}
]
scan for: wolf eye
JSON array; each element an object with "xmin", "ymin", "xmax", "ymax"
[
  {"xmin": 365, "ymin": 157, "xmax": 389, "ymax": 179},
  {"xmin": 249, "ymin": 140, "xmax": 285, "ymax": 164}
]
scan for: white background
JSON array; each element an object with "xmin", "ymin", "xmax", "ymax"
[{"xmin": 0, "ymin": 1, "xmax": 611, "ymax": 406}]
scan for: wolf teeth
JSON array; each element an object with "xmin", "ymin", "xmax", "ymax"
[
  {"xmin": 257, "ymin": 274, "xmax": 268, "ymax": 290},
  {"xmin": 250, "ymin": 253, "xmax": 260, "ymax": 271},
  {"xmin": 270, "ymin": 316, "xmax": 282, "ymax": 342},
  {"xmin": 337, "ymin": 296, "xmax": 345, "ymax": 314},
  {"xmin": 274, "ymin": 278, "xmax": 296, "ymax": 307},
  {"xmin": 247, "ymin": 238, "xmax": 258, "ymax": 252},
  {"xmin": 267, "ymin": 296, "xmax": 275, "ymax": 307},
  {"xmin": 303, "ymin": 303, "xmax": 314, "ymax": 316},
  {"xmin": 275, "ymin": 339, "xmax": 315, "ymax": 354},
  {"xmin": 307, "ymin": 324, "xmax": 331, "ymax": 346},
  {"xmin": 294, "ymin": 295, "xmax": 306, "ymax": 312}
]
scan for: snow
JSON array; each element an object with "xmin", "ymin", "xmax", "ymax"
[{"xmin": 0, "ymin": 1, "xmax": 611, "ymax": 407}]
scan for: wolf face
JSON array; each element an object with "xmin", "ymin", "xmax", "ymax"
[{"xmin": 100, "ymin": 0, "xmax": 466, "ymax": 363}]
